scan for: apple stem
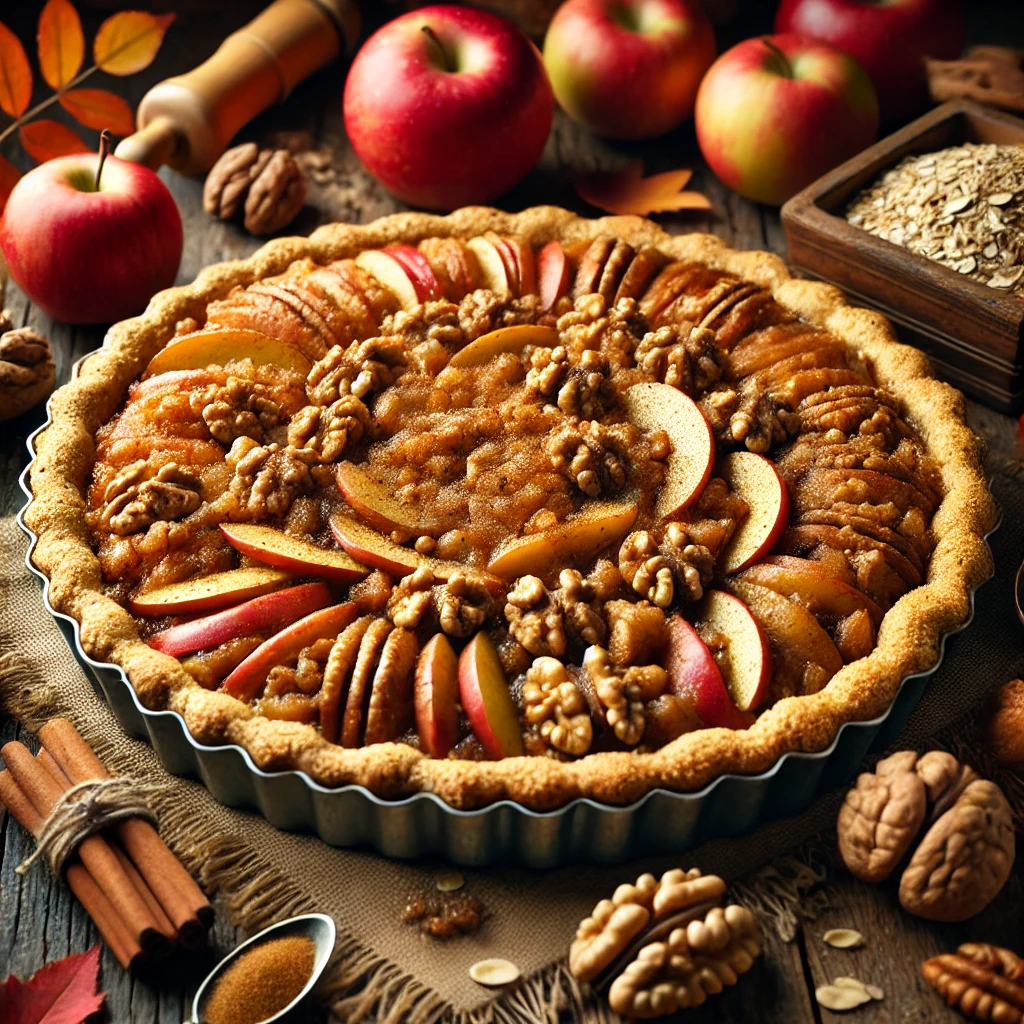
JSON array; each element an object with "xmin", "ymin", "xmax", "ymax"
[
  {"xmin": 421, "ymin": 25, "xmax": 454, "ymax": 72},
  {"xmin": 95, "ymin": 129, "xmax": 112, "ymax": 190},
  {"xmin": 761, "ymin": 37, "xmax": 793, "ymax": 79}
]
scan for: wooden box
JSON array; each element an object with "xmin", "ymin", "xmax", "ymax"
[{"xmin": 781, "ymin": 99, "xmax": 1024, "ymax": 412}]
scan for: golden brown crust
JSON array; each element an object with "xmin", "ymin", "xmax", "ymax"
[{"xmin": 24, "ymin": 207, "xmax": 997, "ymax": 810}]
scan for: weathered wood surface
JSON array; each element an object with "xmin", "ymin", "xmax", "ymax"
[{"xmin": 2, "ymin": 2, "xmax": 1023, "ymax": 1022}]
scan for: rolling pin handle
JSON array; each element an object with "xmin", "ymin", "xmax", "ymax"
[{"xmin": 113, "ymin": 116, "xmax": 180, "ymax": 170}]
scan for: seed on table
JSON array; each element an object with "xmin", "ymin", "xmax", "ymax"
[
  {"xmin": 469, "ymin": 958, "xmax": 520, "ymax": 986},
  {"xmin": 823, "ymin": 928, "xmax": 865, "ymax": 949},
  {"xmin": 989, "ymin": 192, "xmax": 1014, "ymax": 206}
]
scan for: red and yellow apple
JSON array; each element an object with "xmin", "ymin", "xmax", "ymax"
[
  {"xmin": 695, "ymin": 34, "xmax": 879, "ymax": 205},
  {"xmin": 537, "ymin": 240, "xmax": 571, "ymax": 311},
  {"xmin": 343, "ymin": 5, "xmax": 553, "ymax": 210},
  {"xmin": 719, "ymin": 451, "xmax": 790, "ymax": 574},
  {"xmin": 415, "ymin": 633, "xmax": 461, "ymax": 757},
  {"xmin": 458, "ymin": 632, "xmax": 524, "ymax": 758},
  {"xmin": 775, "ymin": 0, "xmax": 965, "ymax": 123},
  {"xmin": 695, "ymin": 590, "xmax": 772, "ymax": 712},
  {"xmin": 543, "ymin": 0, "xmax": 716, "ymax": 139},
  {"xmin": 220, "ymin": 523, "xmax": 368, "ymax": 582},
  {"xmin": 0, "ymin": 149, "xmax": 182, "ymax": 324}
]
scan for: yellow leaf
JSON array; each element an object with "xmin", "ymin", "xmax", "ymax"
[
  {"xmin": 20, "ymin": 119, "xmax": 89, "ymax": 163},
  {"xmin": 0, "ymin": 20, "xmax": 32, "ymax": 118},
  {"xmin": 574, "ymin": 163, "xmax": 712, "ymax": 218},
  {"xmin": 0, "ymin": 153, "xmax": 22, "ymax": 211},
  {"xmin": 60, "ymin": 87, "xmax": 135, "ymax": 135},
  {"xmin": 37, "ymin": 0, "xmax": 84, "ymax": 91},
  {"xmin": 94, "ymin": 11, "xmax": 174, "ymax": 76}
]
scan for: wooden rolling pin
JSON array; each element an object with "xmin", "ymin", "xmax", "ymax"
[{"xmin": 114, "ymin": 0, "xmax": 361, "ymax": 175}]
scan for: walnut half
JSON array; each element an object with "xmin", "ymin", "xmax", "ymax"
[
  {"xmin": 522, "ymin": 657, "xmax": 592, "ymax": 757},
  {"xmin": 0, "ymin": 317, "xmax": 55, "ymax": 421}
]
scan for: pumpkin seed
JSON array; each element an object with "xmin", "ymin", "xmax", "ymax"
[
  {"xmin": 469, "ymin": 959, "xmax": 520, "ymax": 986},
  {"xmin": 823, "ymin": 928, "xmax": 865, "ymax": 949},
  {"xmin": 816, "ymin": 984, "xmax": 871, "ymax": 1011}
]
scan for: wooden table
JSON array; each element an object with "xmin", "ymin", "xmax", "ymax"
[{"xmin": 2, "ymin": 2, "xmax": 1023, "ymax": 1021}]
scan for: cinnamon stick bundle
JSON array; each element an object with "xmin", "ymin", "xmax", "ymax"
[{"xmin": 0, "ymin": 720, "xmax": 213, "ymax": 968}]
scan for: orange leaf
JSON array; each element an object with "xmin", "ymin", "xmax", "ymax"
[
  {"xmin": 0, "ymin": 154, "xmax": 22, "ymax": 212},
  {"xmin": 20, "ymin": 119, "xmax": 89, "ymax": 163},
  {"xmin": 60, "ymin": 88, "xmax": 134, "ymax": 135},
  {"xmin": 37, "ymin": 0, "xmax": 84, "ymax": 91},
  {"xmin": 574, "ymin": 162, "xmax": 713, "ymax": 217},
  {"xmin": 93, "ymin": 11, "xmax": 174, "ymax": 76},
  {"xmin": 0, "ymin": 20, "xmax": 32, "ymax": 118}
]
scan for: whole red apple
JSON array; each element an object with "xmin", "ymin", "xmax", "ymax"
[
  {"xmin": 542, "ymin": 0, "xmax": 715, "ymax": 139},
  {"xmin": 695, "ymin": 34, "xmax": 878, "ymax": 206},
  {"xmin": 343, "ymin": 5, "xmax": 553, "ymax": 210},
  {"xmin": 776, "ymin": 0, "xmax": 965, "ymax": 124},
  {"xmin": 0, "ymin": 148, "xmax": 182, "ymax": 324}
]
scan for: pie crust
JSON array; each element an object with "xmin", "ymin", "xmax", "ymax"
[{"xmin": 23, "ymin": 207, "xmax": 996, "ymax": 811}]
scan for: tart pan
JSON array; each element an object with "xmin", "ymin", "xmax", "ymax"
[{"xmin": 17, "ymin": 398, "xmax": 991, "ymax": 867}]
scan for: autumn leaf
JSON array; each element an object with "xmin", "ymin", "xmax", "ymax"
[
  {"xmin": 94, "ymin": 11, "xmax": 174, "ymax": 76},
  {"xmin": 574, "ymin": 163, "xmax": 712, "ymax": 217},
  {"xmin": 20, "ymin": 119, "xmax": 89, "ymax": 163},
  {"xmin": 60, "ymin": 88, "xmax": 134, "ymax": 136},
  {"xmin": 0, "ymin": 20, "xmax": 32, "ymax": 118},
  {"xmin": 0, "ymin": 154, "xmax": 22, "ymax": 212},
  {"xmin": 37, "ymin": 0, "xmax": 85, "ymax": 91},
  {"xmin": 0, "ymin": 946, "xmax": 105, "ymax": 1024}
]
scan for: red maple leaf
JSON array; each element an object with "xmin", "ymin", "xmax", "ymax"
[{"xmin": 0, "ymin": 947, "xmax": 105, "ymax": 1024}]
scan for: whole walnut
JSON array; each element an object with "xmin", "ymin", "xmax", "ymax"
[
  {"xmin": 837, "ymin": 750, "xmax": 1015, "ymax": 922},
  {"xmin": 0, "ymin": 314, "xmax": 56, "ymax": 420}
]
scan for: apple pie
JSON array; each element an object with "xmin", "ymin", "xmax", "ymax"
[{"xmin": 24, "ymin": 207, "xmax": 995, "ymax": 810}]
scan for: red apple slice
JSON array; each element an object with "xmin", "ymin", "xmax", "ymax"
[
  {"xmin": 149, "ymin": 581, "xmax": 332, "ymax": 658},
  {"xmin": 415, "ymin": 633, "xmax": 461, "ymax": 758},
  {"xmin": 447, "ymin": 324, "xmax": 558, "ymax": 369},
  {"xmin": 458, "ymin": 632, "xmax": 524, "ymax": 759},
  {"xmin": 665, "ymin": 614, "xmax": 752, "ymax": 730},
  {"xmin": 465, "ymin": 236, "xmax": 510, "ymax": 295},
  {"xmin": 622, "ymin": 382, "xmax": 715, "ymax": 520},
  {"xmin": 695, "ymin": 590, "xmax": 772, "ymax": 713},
  {"xmin": 384, "ymin": 245, "xmax": 441, "ymax": 302},
  {"xmin": 509, "ymin": 238, "xmax": 537, "ymax": 297},
  {"xmin": 537, "ymin": 240, "xmax": 571, "ymax": 311},
  {"xmin": 719, "ymin": 452, "xmax": 790, "ymax": 574},
  {"xmin": 485, "ymin": 232, "xmax": 521, "ymax": 293},
  {"xmin": 220, "ymin": 600, "xmax": 358, "ymax": 701},
  {"xmin": 130, "ymin": 566, "xmax": 292, "ymax": 616},
  {"xmin": 144, "ymin": 329, "xmax": 313, "ymax": 379},
  {"xmin": 220, "ymin": 523, "xmax": 369, "ymax": 582},
  {"xmin": 355, "ymin": 249, "xmax": 421, "ymax": 311},
  {"xmin": 329, "ymin": 514, "xmax": 504, "ymax": 594},
  {"xmin": 486, "ymin": 497, "xmax": 638, "ymax": 580},
  {"xmin": 336, "ymin": 461, "xmax": 442, "ymax": 536}
]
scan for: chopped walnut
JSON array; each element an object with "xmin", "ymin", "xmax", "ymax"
[
  {"xmin": 634, "ymin": 322, "xmax": 725, "ymax": 395},
  {"xmin": 505, "ymin": 575, "xmax": 566, "ymax": 657},
  {"xmin": 605, "ymin": 599, "xmax": 668, "ymax": 666},
  {"xmin": 556, "ymin": 352, "xmax": 614, "ymax": 420},
  {"xmin": 456, "ymin": 290, "xmax": 548, "ymax": 339},
  {"xmin": 387, "ymin": 566, "xmax": 436, "ymax": 628},
  {"xmin": 100, "ymin": 461, "xmax": 202, "ymax": 535},
  {"xmin": 306, "ymin": 336, "xmax": 408, "ymax": 406},
  {"xmin": 583, "ymin": 645, "xmax": 668, "ymax": 746},
  {"xmin": 288, "ymin": 394, "xmax": 371, "ymax": 463},
  {"xmin": 438, "ymin": 571, "xmax": 493, "ymax": 637},
  {"xmin": 619, "ymin": 531, "xmax": 676, "ymax": 608},
  {"xmin": 522, "ymin": 657, "xmax": 593, "ymax": 757},
  {"xmin": 545, "ymin": 420, "xmax": 631, "ymax": 498},
  {"xmin": 552, "ymin": 565, "xmax": 617, "ymax": 647},
  {"xmin": 225, "ymin": 436, "xmax": 315, "ymax": 518},
  {"xmin": 525, "ymin": 344, "xmax": 570, "ymax": 397},
  {"xmin": 265, "ymin": 635, "xmax": 335, "ymax": 697},
  {"xmin": 191, "ymin": 376, "xmax": 284, "ymax": 445}
]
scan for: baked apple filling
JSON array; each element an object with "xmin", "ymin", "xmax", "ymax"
[{"xmin": 84, "ymin": 233, "xmax": 942, "ymax": 763}]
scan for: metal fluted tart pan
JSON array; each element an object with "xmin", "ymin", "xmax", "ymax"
[{"xmin": 18, "ymin": 208, "xmax": 997, "ymax": 854}]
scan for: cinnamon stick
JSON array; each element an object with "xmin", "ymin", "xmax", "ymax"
[
  {"xmin": 0, "ymin": 769, "xmax": 142, "ymax": 969},
  {"xmin": 38, "ymin": 719, "xmax": 213, "ymax": 939},
  {"xmin": 1, "ymin": 741, "xmax": 172, "ymax": 959}
]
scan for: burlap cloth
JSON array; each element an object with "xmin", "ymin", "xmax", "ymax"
[{"xmin": 2, "ymin": 460, "xmax": 1022, "ymax": 1022}]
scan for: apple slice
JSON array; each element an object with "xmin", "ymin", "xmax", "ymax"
[
  {"xmin": 465, "ymin": 236, "xmax": 510, "ymax": 295},
  {"xmin": 144, "ymin": 329, "xmax": 313, "ymax": 379},
  {"xmin": 507, "ymin": 237, "xmax": 536, "ymax": 297},
  {"xmin": 415, "ymin": 633, "xmax": 461, "ymax": 758},
  {"xmin": 718, "ymin": 452, "xmax": 790, "ymax": 574},
  {"xmin": 695, "ymin": 590, "xmax": 772, "ymax": 713},
  {"xmin": 130, "ymin": 566, "xmax": 292, "ymax": 616},
  {"xmin": 355, "ymin": 249, "xmax": 421, "ymax": 311},
  {"xmin": 622, "ymin": 382, "xmax": 715, "ymax": 520},
  {"xmin": 485, "ymin": 232, "xmax": 521, "ymax": 293},
  {"xmin": 458, "ymin": 632, "xmax": 524, "ymax": 759},
  {"xmin": 384, "ymin": 245, "xmax": 441, "ymax": 302},
  {"xmin": 149, "ymin": 581, "xmax": 332, "ymax": 658},
  {"xmin": 486, "ymin": 497, "xmax": 638, "ymax": 580},
  {"xmin": 447, "ymin": 324, "xmax": 558, "ymax": 369},
  {"xmin": 665, "ymin": 615, "xmax": 752, "ymax": 729},
  {"xmin": 336, "ymin": 461, "xmax": 442, "ymax": 536},
  {"xmin": 220, "ymin": 523, "xmax": 368, "ymax": 582},
  {"xmin": 329, "ymin": 513, "xmax": 504, "ymax": 594},
  {"xmin": 538, "ymin": 240, "xmax": 571, "ymax": 311},
  {"xmin": 220, "ymin": 601, "xmax": 358, "ymax": 701}
]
